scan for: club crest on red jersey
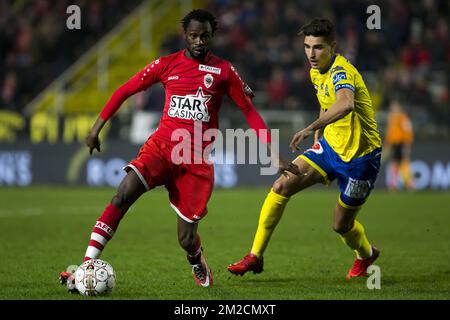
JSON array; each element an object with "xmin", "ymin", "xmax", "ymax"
[
  {"xmin": 204, "ymin": 74, "xmax": 213, "ymax": 88},
  {"xmin": 168, "ymin": 87, "xmax": 212, "ymax": 122}
]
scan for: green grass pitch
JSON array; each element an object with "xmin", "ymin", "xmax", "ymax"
[{"xmin": 0, "ymin": 187, "xmax": 449, "ymax": 299}]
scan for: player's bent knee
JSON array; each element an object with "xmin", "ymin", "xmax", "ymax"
[
  {"xmin": 272, "ymin": 179, "xmax": 288, "ymax": 197},
  {"xmin": 332, "ymin": 222, "xmax": 352, "ymax": 234},
  {"xmin": 272, "ymin": 178, "xmax": 292, "ymax": 197},
  {"xmin": 111, "ymin": 194, "xmax": 132, "ymax": 212}
]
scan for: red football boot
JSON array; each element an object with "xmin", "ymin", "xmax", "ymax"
[
  {"xmin": 346, "ymin": 246, "xmax": 380, "ymax": 279},
  {"xmin": 59, "ymin": 271, "xmax": 72, "ymax": 285},
  {"xmin": 227, "ymin": 253, "xmax": 264, "ymax": 276},
  {"xmin": 59, "ymin": 271, "xmax": 79, "ymax": 293},
  {"xmin": 187, "ymin": 249, "xmax": 213, "ymax": 288}
]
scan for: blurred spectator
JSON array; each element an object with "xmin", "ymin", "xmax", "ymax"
[
  {"xmin": 266, "ymin": 67, "xmax": 288, "ymax": 109},
  {"xmin": 0, "ymin": 72, "xmax": 19, "ymax": 111},
  {"xmin": 286, "ymin": 67, "xmax": 316, "ymax": 110},
  {"xmin": 401, "ymin": 36, "xmax": 431, "ymax": 71}
]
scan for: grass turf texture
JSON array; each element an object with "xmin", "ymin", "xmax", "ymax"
[{"xmin": 0, "ymin": 187, "xmax": 449, "ymax": 300}]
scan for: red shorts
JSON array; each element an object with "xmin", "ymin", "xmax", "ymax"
[{"xmin": 125, "ymin": 136, "xmax": 214, "ymax": 223}]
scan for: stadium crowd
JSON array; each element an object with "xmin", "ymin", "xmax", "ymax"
[
  {"xmin": 0, "ymin": 0, "xmax": 449, "ymax": 139},
  {"xmin": 0, "ymin": 0, "xmax": 142, "ymax": 113},
  {"xmin": 160, "ymin": 0, "xmax": 449, "ymax": 136}
]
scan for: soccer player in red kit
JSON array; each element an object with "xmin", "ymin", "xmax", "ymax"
[{"xmin": 60, "ymin": 9, "xmax": 299, "ymax": 289}]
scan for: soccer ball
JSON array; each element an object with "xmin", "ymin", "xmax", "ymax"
[{"xmin": 74, "ymin": 259, "xmax": 116, "ymax": 296}]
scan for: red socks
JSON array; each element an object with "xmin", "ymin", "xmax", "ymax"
[{"xmin": 84, "ymin": 204, "xmax": 125, "ymax": 261}]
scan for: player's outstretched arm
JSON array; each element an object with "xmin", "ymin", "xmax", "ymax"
[
  {"xmin": 290, "ymin": 88, "xmax": 354, "ymax": 152},
  {"xmin": 85, "ymin": 59, "xmax": 162, "ymax": 155}
]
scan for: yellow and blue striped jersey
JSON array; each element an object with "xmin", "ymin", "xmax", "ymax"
[{"xmin": 310, "ymin": 54, "xmax": 381, "ymax": 161}]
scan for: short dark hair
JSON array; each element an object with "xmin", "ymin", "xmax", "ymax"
[
  {"xmin": 298, "ymin": 18, "xmax": 335, "ymax": 44},
  {"xmin": 181, "ymin": 9, "xmax": 218, "ymax": 35}
]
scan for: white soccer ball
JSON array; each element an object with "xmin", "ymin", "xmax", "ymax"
[{"xmin": 74, "ymin": 259, "xmax": 116, "ymax": 296}]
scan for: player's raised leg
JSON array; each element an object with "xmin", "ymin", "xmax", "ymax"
[
  {"xmin": 333, "ymin": 200, "xmax": 379, "ymax": 279},
  {"xmin": 84, "ymin": 169, "xmax": 147, "ymax": 261},
  {"xmin": 228, "ymin": 157, "xmax": 324, "ymax": 276},
  {"xmin": 60, "ymin": 170, "xmax": 146, "ymax": 286}
]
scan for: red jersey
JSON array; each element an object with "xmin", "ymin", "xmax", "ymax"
[{"xmin": 100, "ymin": 49, "xmax": 271, "ymax": 149}]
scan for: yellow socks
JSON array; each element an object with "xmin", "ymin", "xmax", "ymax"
[
  {"xmin": 249, "ymin": 190, "xmax": 373, "ymax": 260},
  {"xmin": 339, "ymin": 220, "xmax": 372, "ymax": 259},
  {"xmin": 250, "ymin": 189, "xmax": 289, "ymax": 257}
]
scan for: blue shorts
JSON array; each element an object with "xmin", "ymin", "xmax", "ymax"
[{"xmin": 299, "ymin": 138, "xmax": 381, "ymax": 208}]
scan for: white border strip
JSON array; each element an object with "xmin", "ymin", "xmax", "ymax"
[
  {"xmin": 91, "ymin": 232, "xmax": 108, "ymax": 246},
  {"xmin": 170, "ymin": 203, "xmax": 196, "ymax": 224},
  {"xmin": 124, "ymin": 164, "xmax": 150, "ymax": 190},
  {"xmin": 85, "ymin": 246, "xmax": 101, "ymax": 260}
]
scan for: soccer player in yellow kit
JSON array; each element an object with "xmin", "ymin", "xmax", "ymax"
[{"xmin": 228, "ymin": 18, "xmax": 382, "ymax": 279}]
